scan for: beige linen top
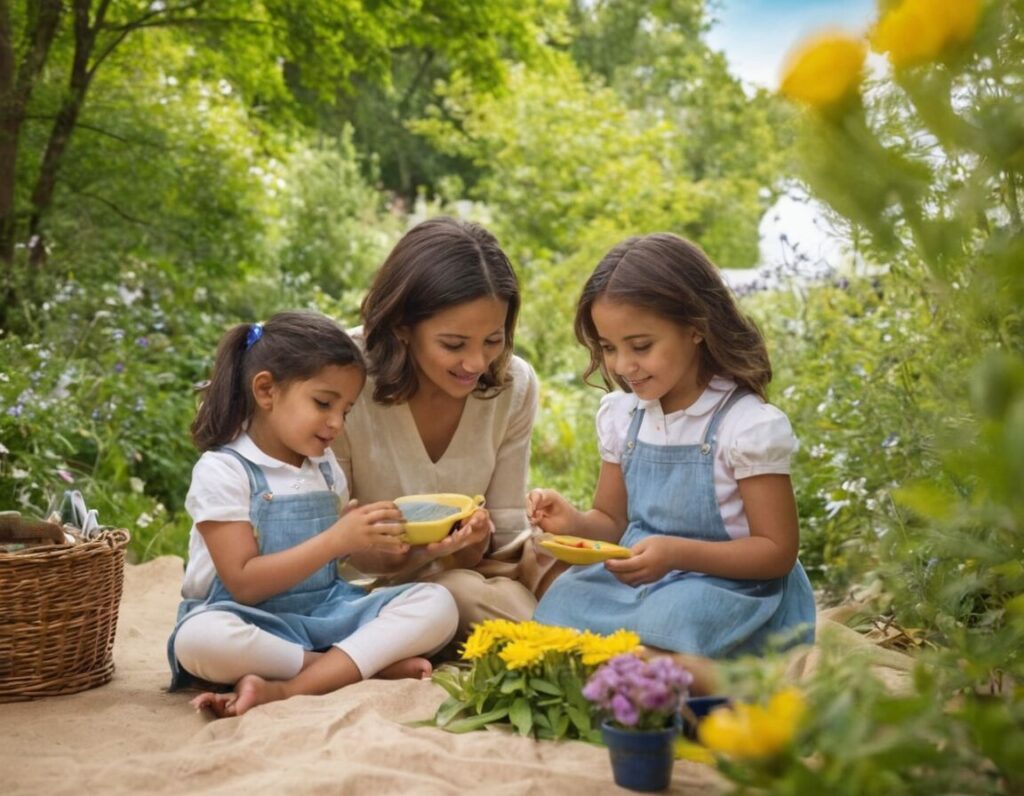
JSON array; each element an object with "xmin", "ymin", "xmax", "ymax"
[{"xmin": 333, "ymin": 351, "xmax": 539, "ymax": 553}]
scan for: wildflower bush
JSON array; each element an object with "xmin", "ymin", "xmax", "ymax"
[
  {"xmin": 431, "ymin": 620, "xmax": 641, "ymax": 741},
  {"xmin": 689, "ymin": 0, "xmax": 1024, "ymax": 792}
]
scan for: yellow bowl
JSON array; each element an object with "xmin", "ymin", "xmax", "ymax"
[
  {"xmin": 537, "ymin": 534, "xmax": 632, "ymax": 565},
  {"xmin": 395, "ymin": 493, "xmax": 486, "ymax": 545}
]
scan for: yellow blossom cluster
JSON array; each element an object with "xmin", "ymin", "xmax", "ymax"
[
  {"xmin": 698, "ymin": 688, "xmax": 807, "ymax": 760},
  {"xmin": 460, "ymin": 620, "xmax": 641, "ymax": 669},
  {"xmin": 779, "ymin": 0, "xmax": 983, "ymax": 110},
  {"xmin": 779, "ymin": 33, "xmax": 867, "ymax": 109},
  {"xmin": 872, "ymin": 0, "xmax": 981, "ymax": 68}
]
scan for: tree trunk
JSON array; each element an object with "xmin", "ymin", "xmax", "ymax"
[
  {"xmin": 0, "ymin": 0, "xmax": 63, "ymax": 307},
  {"xmin": 27, "ymin": 0, "xmax": 103, "ymax": 269}
]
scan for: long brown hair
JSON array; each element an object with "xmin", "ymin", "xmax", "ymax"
[
  {"xmin": 361, "ymin": 216, "xmax": 520, "ymax": 404},
  {"xmin": 574, "ymin": 234, "xmax": 772, "ymax": 400},
  {"xmin": 191, "ymin": 311, "xmax": 364, "ymax": 451}
]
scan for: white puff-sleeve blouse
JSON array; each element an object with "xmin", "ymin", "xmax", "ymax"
[{"xmin": 595, "ymin": 376, "xmax": 796, "ymax": 539}]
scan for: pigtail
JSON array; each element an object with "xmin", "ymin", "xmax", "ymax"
[{"xmin": 191, "ymin": 324, "xmax": 255, "ymax": 451}]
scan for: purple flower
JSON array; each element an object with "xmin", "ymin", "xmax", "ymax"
[
  {"xmin": 611, "ymin": 693, "xmax": 638, "ymax": 727},
  {"xmin": 584, "ymin": 654, "xmax": 694, "ymax": 731}
]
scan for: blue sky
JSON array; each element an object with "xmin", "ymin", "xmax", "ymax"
[
  {"xmin": 706, "ymin": 0, "xmax": 875, "ymax": 88},
  {"xmin": 702, "ymin": 0, "xmax": 877, "ymax": 271}
]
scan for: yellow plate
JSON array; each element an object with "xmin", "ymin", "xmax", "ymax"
[
  {"xmin": 537, "ymin": 534, "xmax": 632, "ymax": 565},
  {"xmin": 395, "ymin": 493, "xmax": 485, "ymax": 545}
]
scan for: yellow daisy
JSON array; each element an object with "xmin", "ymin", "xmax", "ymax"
[{"xmin": 779, "ymin": 32, "xmax": 867, "ymax": 109}]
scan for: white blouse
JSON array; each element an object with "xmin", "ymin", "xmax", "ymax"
[
  {"xmin": 596, "ymin": 376, "xmax": 796, "ymax": 540},
  {"xmin": 180, "ymin": 432, "xmax": 349, "ymax": 599},
  {"xmin": 334, "ymin": 340, "xmax": 538, "ymax": 551}
]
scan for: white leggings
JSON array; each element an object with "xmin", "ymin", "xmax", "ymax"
[{"xmin": 174, "ymin": 583, "xmax": 457, "ymax": 684}]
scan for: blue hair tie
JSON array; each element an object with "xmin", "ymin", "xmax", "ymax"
[{"xmin": 245, "ymin": 322, "xmax": 263, "ymax": 350}]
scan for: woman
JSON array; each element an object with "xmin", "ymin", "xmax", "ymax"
[{"xmin": 334, "ymin": 216, "xmax": 557, "ymax": 645}]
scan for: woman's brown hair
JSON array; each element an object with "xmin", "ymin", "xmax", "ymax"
[
  {"xmin": 191, "ymin": 311, "xmax": 364, "ymax": 451},
  {"xmin": 574, "ymin": 233, "xmax": 772, "ymax": 400},
  {"xmin": 361, "ymin": 216, "xmax": 520, "ymax": 404}
]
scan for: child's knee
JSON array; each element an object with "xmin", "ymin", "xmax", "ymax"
[
  {"xmin": 173, "ymin": 612, "xmax": 226, "ymax": 675},
  {"xmin": 425, "ymin": 583, "xmax": 460, "ymax": 645}
]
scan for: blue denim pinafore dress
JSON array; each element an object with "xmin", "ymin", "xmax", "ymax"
[
  {"xmin": 534, "ymin": 389, "xmax": 815, "ymax": 657},
  {"xmin": 166, "ymin": 448, "xmax": 412, "ymax": 689}
]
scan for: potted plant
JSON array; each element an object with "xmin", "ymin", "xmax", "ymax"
[{"xmin": 583, "ymin": 653, "xmax": 693, "ymax": 792}]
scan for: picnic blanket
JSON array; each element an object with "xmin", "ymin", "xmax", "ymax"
[{"xmin": 1, "ymin": 556, "xmax": 914, "ymax": 795}]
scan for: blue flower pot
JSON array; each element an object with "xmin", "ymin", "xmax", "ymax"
[
  {"xmin": 680, "ymin": 695, "xmax": 731, "ymax": 740},
  {"xmin": 601, "ymin": 718, "xmax": 679, "ymax": 792}
]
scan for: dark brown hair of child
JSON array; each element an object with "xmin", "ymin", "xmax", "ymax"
[
  {"xmin": 574, "ymin": 233, "xmax": 772, "ymax": 400},
  {"xmin": 361, "ymin": 216, "xmax": 520, "ymax": 404},
  {"xmin": 191, "ymin": 311, "xmax": 364, "ymax": 451}
]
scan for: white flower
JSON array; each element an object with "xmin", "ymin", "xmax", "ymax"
[
  {"xmin": 841, "ymin": 477, "xmax": 868, "ymax": 497},
  {"xmin": 136, "ymin": 512, "xmax": 153, "ymax": 528},
  {"xmin": 11, "ymin": 467, "xmax": 29, "ymax": 479},
  {"xmin": 824, "ymin": 498, "xmax": 850, "ymax": 519},
  {"xmin": 129, "ymin": 477, "xmax": 145, "ymax": 494}
]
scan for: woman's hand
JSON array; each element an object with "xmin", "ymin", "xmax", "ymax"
[
  {"xmin": 331, "ymin": 500, "xmax": 408, "ymax": 557},
  {"xmin": 424, "ymin": 508, "xmax": 493, "ymax": 568},
  {"xmin": 526, "ymin": 488, "xmax": 578, "ymax": 534},
  {"xmin": 604, "ymin": 535, "xmax": 677, "ymax": 586}
]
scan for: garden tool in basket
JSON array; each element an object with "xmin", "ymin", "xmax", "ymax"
[{"xmin": 49, "ymin": 489, "xmax": 102, "ymax": 539}]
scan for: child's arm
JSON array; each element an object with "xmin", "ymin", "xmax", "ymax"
[
  {"xmin": 528, "ymin": 461, "xmax": 629, "ymax": 542},
  {"xmin": 605, "ymin": 473, "xmax": 799, "ymax": 585},
  {"xmin": 200, "ymin": 501, "xmax": 407, "ymax": 604}
]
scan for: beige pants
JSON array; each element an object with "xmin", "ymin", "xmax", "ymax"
[
  {"xmin": 424, "ymin": 569, "xmax": 537, "ymax": 643},
  {"xmin": 362, "ymin": 534, "xmax": 567, "ymax": 654}
]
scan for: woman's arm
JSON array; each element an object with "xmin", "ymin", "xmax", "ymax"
[
  {"xmin": 481, "ymin": 358, "xmax": 539, "ymax": 547},
  {"xmin": 604, "ymin": 473, "xmax": 799, "ymax": 585}
]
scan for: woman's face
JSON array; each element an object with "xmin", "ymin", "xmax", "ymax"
[{"xmin": 404, "ymin": 296, "xmax": 509, "ymax": 400}]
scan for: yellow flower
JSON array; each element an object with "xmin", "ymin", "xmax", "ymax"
[
  {"xmin": 460, "ymin": 624, "xmax": 498, "ymax": 660},
  {"xmin": 872, "ymin": 0, "xmax": 981, "ymax": 68},
  {"xmin": 675, "ymin": 738, "xmax": 716, "ymax": 765},
  {"xmin": 498, "ymin": 639, "xmax": 545, "ymax": 670},
  {"xmin": 576, "ymin": 629, "xmax": 642, "ymax": 665},
  {"xmin": 698, "ymin": 688, "xmax": 807, "ymax": 760},
  {"xmin": 532, "ymin": 625, "xmax": 582, "ymax": 654},
  {"xmin": 779, "ymin": 32, "xmax": 867, "ymax": 108}
]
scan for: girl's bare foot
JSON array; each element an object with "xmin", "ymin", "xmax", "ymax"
[
  {"xmin": 190, "ymin": 674, "xmax": 288, "ymax": 718},
  {"xmin": 374, "ymin": 656, "xmax": 432, "ymax": 680}
]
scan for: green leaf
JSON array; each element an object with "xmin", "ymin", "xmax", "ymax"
[
  {"xmin": 431, "ymin": 671, "xmax": 466, "ymax": 700},
  {"xmin": 892, "ymin": 482, "xmax": 956, "ymax": 520},
  {"xmin": 434, "ymin": 696, "xmax": 470, "ymax": 728},
  {"xmin": 501, "ymin": 675, "xmax": 526, "ymax": 694},
  {"xmin": 529, "ymin": 677, "xmax": 562, "ymax": 696},
  {"xmin": 567, "ymin": 704, "xmax": 594, "ymax": 735},
  {"xmin": 510, "ymin": 697, "xmax": 534, "ymax": 736},
  {"xmin": 443, "ymin": 707, "xmax": 510, "ymax": 734}
]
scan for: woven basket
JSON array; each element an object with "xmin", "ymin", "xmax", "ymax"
[{"xmin": 0, "ymin": 528, "xmax": 131, "ymax": 702}]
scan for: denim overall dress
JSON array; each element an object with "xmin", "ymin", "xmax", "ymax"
[
  {"xmin": 166, "ymin": 448, "xmax": 413, "ymax": 689},
  {"xmin": 534, "ymin": 388, "xmax": 815, "ymax": 657}
]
